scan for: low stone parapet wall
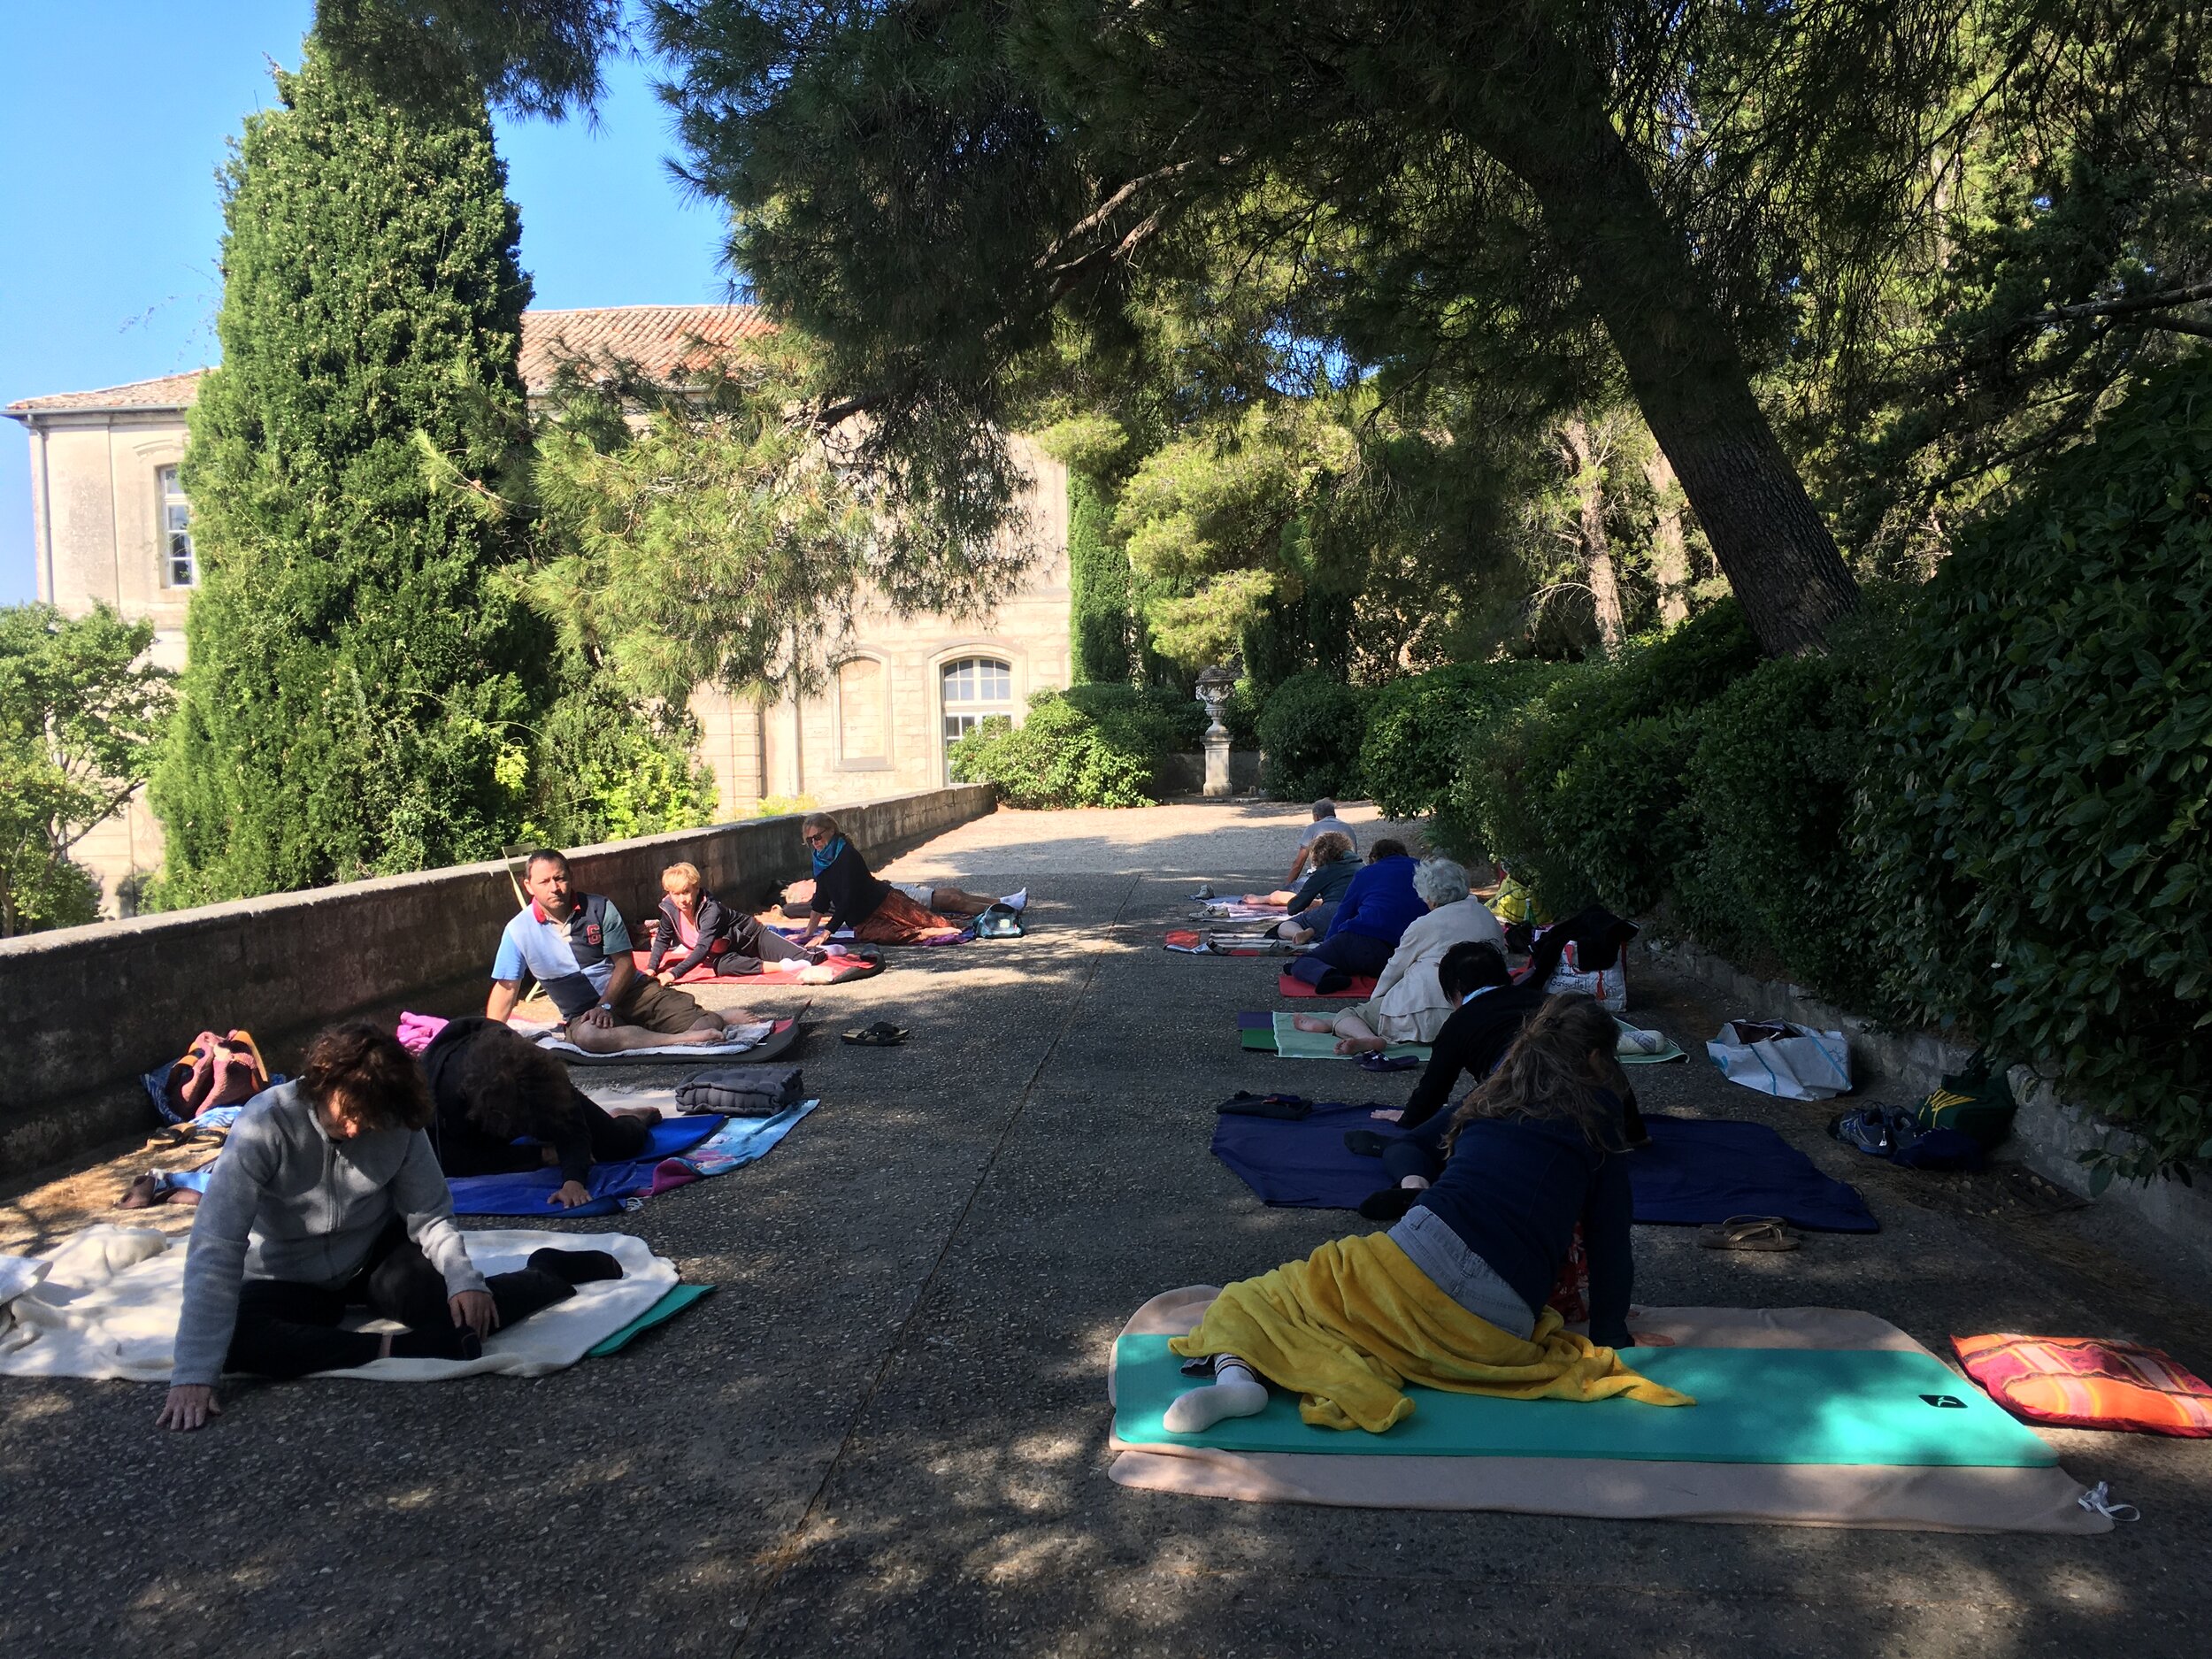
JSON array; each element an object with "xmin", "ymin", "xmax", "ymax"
[{"xmin": 0, "ymin": 786, "xmax": 993, "ymax": 1178}]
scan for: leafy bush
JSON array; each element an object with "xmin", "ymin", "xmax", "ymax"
[
  {"xmin": 948, "ymin": 692, "xmax": 1158, "ymax": 807},
  {"xmin": 1674, "ymin": 640, "xmax": 1886, "ymax": 1003},
  {"xmin": 1452, "ymin": 602, "xmax": 1761, "ymax": 911},
  {"xmin": 1361, "ymin": 660, "xmax": 1567, "ymax": 826},
  {"xmin": 1860, "ymin": 362, "xmax": 2212, "ymax": 1179},
  {"xmin": 1256, "ymin": 669, "xmax": 1368, "ymax": 799},
  {"xmin": 1059, "ymin": 681, "xmax": 1209, "ymax": 754}
]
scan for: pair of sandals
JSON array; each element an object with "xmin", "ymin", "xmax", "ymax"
[
  {"xmin": 840, "ymin": 1020, "xmax": 909, "ymax": 1048},
  {"xmin": 1699, "ymin": 1214, "xmax": 1801, "ymax": 1252}
]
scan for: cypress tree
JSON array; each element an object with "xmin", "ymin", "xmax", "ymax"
[
  {"xmin": 1067, "ymin": 470, "xmax": 1135, "ymax": 685},
  {"xmin": 152, "ymin": 42, "xmax": 544, "ymax": 902}
]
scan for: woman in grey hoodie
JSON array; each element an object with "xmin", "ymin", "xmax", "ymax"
[{"xmin": 157, "ymin": 1022, "xmax": 617, "ymax": 1432}]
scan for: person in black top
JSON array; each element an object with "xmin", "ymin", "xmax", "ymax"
[
  {"xmin": 421, "ymin": 1017, "xmax": 667, "ymax": 1210},
  {"xmin": 795, "ymin": 812, "xmax": 965, "ymax": 945},
  {"xmin": 1164, "ymin": 995, "xmax": 1647, "ymax": 1432},
  {"xmin": 1356, "ymin": 943, "xmax": 1646, "ymax": 1218}
]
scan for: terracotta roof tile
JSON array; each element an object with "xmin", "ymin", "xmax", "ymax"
[
  {"xmin": 4, "ymin": 371, "xmax": 209, "ymax": 415},
  {"xmin": 4, "ymin": 305, "xmax": 774, "ymax": 417},
  {"xmin": 518, "ymin": 304, "xmax": 775, "ymax": 388}
]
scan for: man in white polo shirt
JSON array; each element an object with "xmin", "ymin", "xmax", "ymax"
[{"xmin": 486, "ymin": 850, "xmax": 758, "ymax": 1052}]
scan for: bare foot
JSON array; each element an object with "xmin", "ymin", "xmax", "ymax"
[
  {"xmin": 667, "ymin": 1025, "xmax": 731, "ymax": 1046},
  {"xmin": 1292, "ymin": 1016, "xmax": 1334, "ymax": 1033},
  {"xmin": 1335, "ymin": 1036, "xmax": 1387, "ymax": 1055}
]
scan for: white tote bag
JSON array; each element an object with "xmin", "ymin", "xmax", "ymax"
[
  {"xmin": 1706, "ymin": 1019, "xmax": 1852, "ymax": 1101},
  {"xmin": 1544, "ymin": 941, "xmax": 1627, "ymax": 1013}
]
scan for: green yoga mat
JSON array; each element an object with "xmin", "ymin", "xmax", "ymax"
[
  {"xmin": 1260, "ymin": 1012, "xmax": 1432, "ymax": 1062},
  {"xmin": 586, "ymin": 1283, "xmax": 715, "ymax": 1357},
  {"xmin": 1112, "ymin": 1335, "xmax": 2055, "ymax": 1467}
]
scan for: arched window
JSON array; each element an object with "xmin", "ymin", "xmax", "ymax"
[
  {"xmin": 941, "ymin": 656, "xmax": 1015, "ymax": 773},
  {"xmin": 835, "ymin": 656, "xmax": 888, "ymax": 766}
]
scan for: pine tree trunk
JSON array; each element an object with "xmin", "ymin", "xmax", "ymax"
[
  {"xmin": 1642, "ymin": 447, "xmax": 1691, "ymax": 628},
  {"xmin": 1562, "ymin": 417, "xmax": 1624, "ymax": 653},
  {"xmin": 1463, "ymin": 44, "xmax": 1860, "ymax": 657}
]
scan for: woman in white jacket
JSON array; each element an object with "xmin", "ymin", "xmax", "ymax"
[{"xmin": 1291, "ymin": 858, "xmax": 1505, "ymax": 1052}]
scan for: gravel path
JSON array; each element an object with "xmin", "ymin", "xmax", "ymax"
[{"xmin": 1, "ymin": 802, "xmax": 2205, "ymax": 1658}]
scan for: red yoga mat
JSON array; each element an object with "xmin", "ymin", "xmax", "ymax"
[{"xmin": 1278, "ymin": 970, "xmax": 1379, "ymax": 1000}]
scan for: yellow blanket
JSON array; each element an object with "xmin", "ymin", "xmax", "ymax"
[{"xmin": 1169, "ymin": 1233, "xmax": 1694, "ymax": 1432}]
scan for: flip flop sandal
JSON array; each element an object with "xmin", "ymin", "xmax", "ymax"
[
  {"xmin": 841, "ymin": 1021, "xmax": 909, "ymax": 1047},
  {"xmin": 1698, "ymin": 1215, "xmax": 1800, "ymax": 1251}
]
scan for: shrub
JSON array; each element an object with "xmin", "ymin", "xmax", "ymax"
[
  {"xmin": 1859, "ymin": 361, "xmax": 2212, "ymax": 1180},
  {"xmin": 1450, "ymin": 602, "xmax": 1761, "ymax": 913},
  {"xmin": 1256, "ymin": 669, "xmax": 1367, "ymax": 799},
  {"xmin": 1361, "ymin": 660, "xmax": 1567, "ymax": 827},
  {"xmin": 1059, "ymin": 681, "xmax": 1209, "ymax": 754},
  {"xmin": 1674, "ymin": 641, "xmax": 1886, "ymax": 1003},
  {"xmin": 948, "ymin": 692, "xmax": 1157, "ymax": 807}
]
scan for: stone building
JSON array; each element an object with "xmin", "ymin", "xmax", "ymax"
[{"xmin": 4, "ymin": 305, "xmax": 1070, "ymax": 911}]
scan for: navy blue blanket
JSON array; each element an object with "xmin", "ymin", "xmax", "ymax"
[{"xmin": 1210, "ymin": 1106, "xmax": 1878, "ymax": 1233}]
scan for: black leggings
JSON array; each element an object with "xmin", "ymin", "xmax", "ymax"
[{"xmin": 227, "ymin": 1221, "xmax": 573, "ymax": 1379}]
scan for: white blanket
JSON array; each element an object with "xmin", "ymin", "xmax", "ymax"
[{"xmin": 0, "ymin": 1225, "xmax": 677, "ymax": 1384}]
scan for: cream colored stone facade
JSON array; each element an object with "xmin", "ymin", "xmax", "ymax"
[{"xmin": 5, "ymin": 309, "xmax": 1069, "ymax": 912}]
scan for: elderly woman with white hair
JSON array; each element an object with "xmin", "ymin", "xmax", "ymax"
[{"xmin": 1292, "ymin": 856, "xmax": 1507, "ymax": 1054}]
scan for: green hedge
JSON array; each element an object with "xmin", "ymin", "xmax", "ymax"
[
  {"xmin": 1360, "ymin": 660, "xmax": 1565, "ymax": 826},
  {"xmin": 1861, "ymin": 362, "xmax": 2212, "ymax": 1180},
  {"xmin": 1343, "ymin": 369, "xmax": 2212, "ymax": 1178},
  {"xmin": 1256, "ymin": 669, "xmax": 1367, "ymax": 799}
]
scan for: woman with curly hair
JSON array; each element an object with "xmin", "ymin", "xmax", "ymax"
[
  {"xmin": 157, "ymin": 1022, "xmax": 615, "ymax": 1432},
  {"xmin": 420, "ymin": 1017, "xmax": 667, "ymax": 1210}
]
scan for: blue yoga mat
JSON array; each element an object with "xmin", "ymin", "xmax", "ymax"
[
  {"xmin": 444, "ymin": 1115, "xmax": 726, "ymax": 1217},
  {"xmin": 1210, "ymin": 1109, "xmax": 1877, "ymax": 1233},
  {"xmin": 1112, "ymin": 1336, "xmax": 2052, "ymax": 1465}
]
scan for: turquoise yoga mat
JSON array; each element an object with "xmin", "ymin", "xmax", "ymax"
[
  {"xmin": 1112, "ymin": 1336, "xmax": 2055, "ymax": 1467},
  {"xmin": 586, "ymin": 1283, "xmax": 715, "ymax": 1357}
]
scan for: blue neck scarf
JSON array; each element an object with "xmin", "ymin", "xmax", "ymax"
[{"xmin": 810, "ymin": 834, "xmax": 848, "ymax": 877}]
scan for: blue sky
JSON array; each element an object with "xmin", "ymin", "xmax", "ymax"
[{"xmin": 0, "ymin": 4, "xmax": 733, "ymax": 603}]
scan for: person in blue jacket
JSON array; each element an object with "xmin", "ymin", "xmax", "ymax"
[{"xmin": 1295, "ymin": 838, "xmax": 1424, "ymax": 978}]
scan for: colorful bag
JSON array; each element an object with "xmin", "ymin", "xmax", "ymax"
[
  {"xmin": 1917, "ymin": 1050, "xmax": 2018, "ymax": 1149},
  {"xmin": 160, "ymin": 1029, "xmax": 272, "ymax": 1122},
  {"xmin": 1955, "ymin": 1333, "xmax": 2212, "ymax": 1437}
]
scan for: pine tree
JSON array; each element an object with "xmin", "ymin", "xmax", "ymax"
[{"xmin": 152, "ymin": 42, "xmax": 545, "ymax": 903}]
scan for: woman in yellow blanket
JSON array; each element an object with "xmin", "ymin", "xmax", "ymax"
[{"xmin": 1167, "ymin": 995, "xmax": 1690, "ymax": 1433}]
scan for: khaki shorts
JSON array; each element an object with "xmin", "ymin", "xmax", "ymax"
[{"xmin": 567, "ymin": 977, "xmax": 708, "ymax": 1040}]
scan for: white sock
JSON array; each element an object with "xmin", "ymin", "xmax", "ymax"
[
  {"xmin": 1163, "ymin": 1356, "xmax": 1268, "ymax": 1432},
  {"xmin": 999, "ymin": 888, "xmax": 1028, "ymax": 912}
]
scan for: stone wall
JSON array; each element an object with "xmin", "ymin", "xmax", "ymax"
[{"xmin": 0, "ymin": 787, "xmax": 993, "ymax": 1179}]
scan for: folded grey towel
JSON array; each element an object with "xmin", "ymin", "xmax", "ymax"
[{"xmin": 676, "ymin": 1064, "xmax": 804, "ymax": 1118}]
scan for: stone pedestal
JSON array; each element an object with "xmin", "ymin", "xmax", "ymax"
[{"xmin": 1203, "ymin": 729, "xmax": 1233, "ymax": 797}]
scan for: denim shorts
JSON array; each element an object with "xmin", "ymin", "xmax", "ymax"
[{"xmin": 1386, "ymin": 1206, "xmax": 1537, "ymax": 1339}]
